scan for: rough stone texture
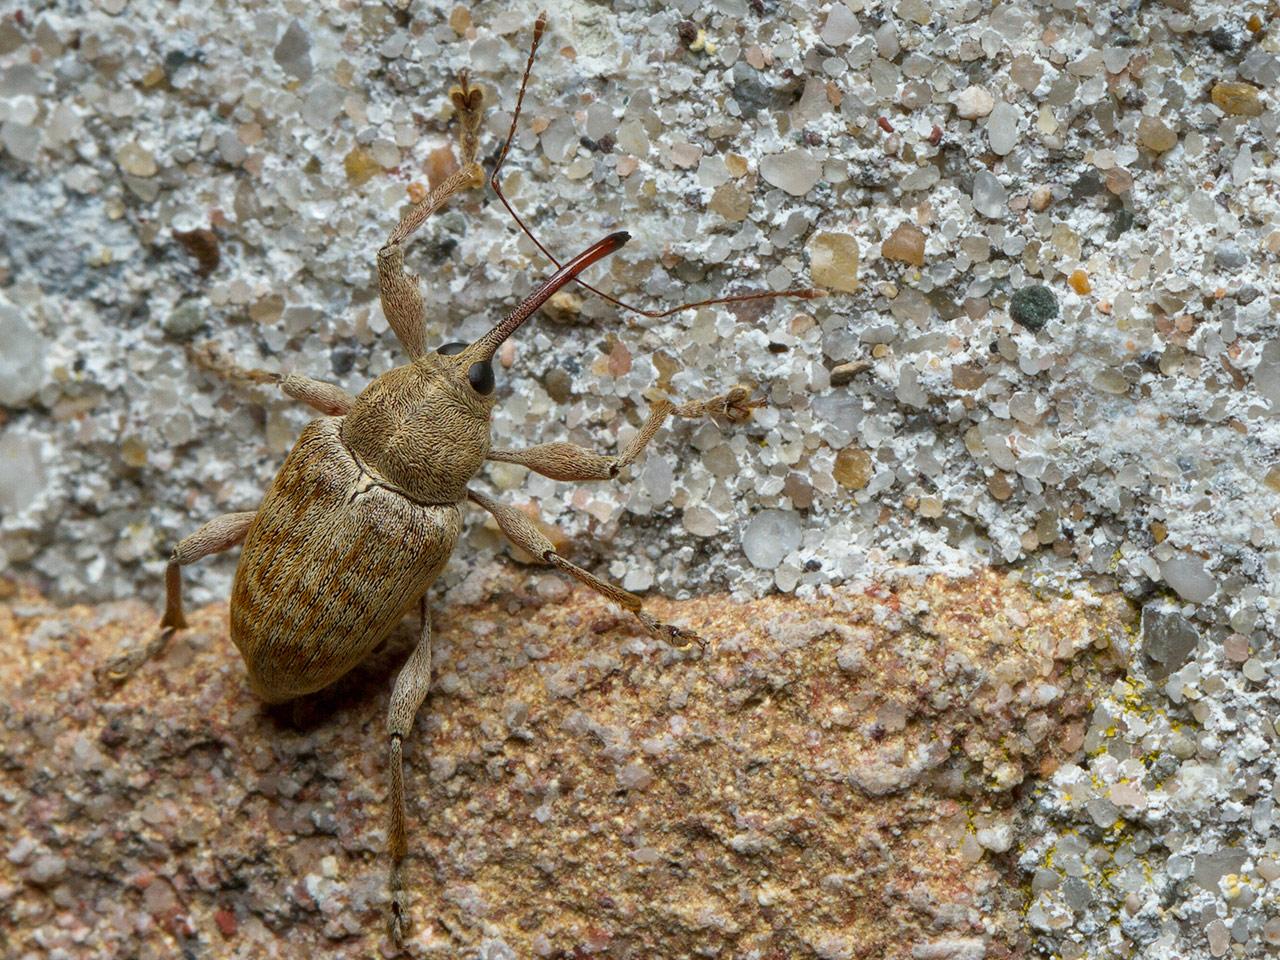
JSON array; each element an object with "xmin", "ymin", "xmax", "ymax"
[
  {"xmin": 1, "ymin": 570, "xmax": 1131, "ymax": 958},
  {"xmin": 4, "ymin": 2, "xmax": 1280, "ymax": 958}
]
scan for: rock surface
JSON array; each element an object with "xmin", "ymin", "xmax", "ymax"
[
  {"xmin": 1, "ymin": 569, "xmax": 1131, "ymax": 958},
  {"xmin": 3, "ymin": 3, "xmax": 1279, "ymax": 958}
]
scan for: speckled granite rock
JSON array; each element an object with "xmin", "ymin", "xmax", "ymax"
[{"xmin": 1, "ymin": 568, "xmax": 1130, "ymax": 958}]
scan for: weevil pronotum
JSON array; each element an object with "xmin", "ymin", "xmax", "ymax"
[{"xmin": 102, "ymin": 12, "xmax": 822, "ymax": 943}]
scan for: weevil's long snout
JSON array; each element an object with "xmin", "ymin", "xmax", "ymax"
[{"xmin": 468, "ymin": 231, "xmax": 630, "ymax": 362}]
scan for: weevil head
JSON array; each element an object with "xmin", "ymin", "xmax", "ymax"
[
  {"xmin": 340, "ymin": 346, "xmax": 498, "ymax": 504},
  {"xmin": 341, "ymin": 230, "xmax": 630, "ymax": 505}
]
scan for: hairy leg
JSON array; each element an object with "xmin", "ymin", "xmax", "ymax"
[
  {"xmin": 378, "ymin": 72, "xmax": 486, "ymax": 359},
  {"xmin": 468, "ymin": 490, "xmax": 700, "ymax": 648},
  {"xmin": 99, "ymin": 511, "xmax": 256, "ymax": 687},
  {"xmin": 386, "ymin": 597, "xmax": 433, "ymax": 943},
  {"xmin": 486, "ymin": 386, "xmax": 763, "ymax": 483},
  {"xmin": 189, "ymin": 343, "xmax": 356, "ymax": 415}
]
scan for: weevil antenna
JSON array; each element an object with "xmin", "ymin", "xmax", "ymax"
[
  {"xmin": 469, "ymin": 231, "xmax": 630, "ymax": 362},
  {"xmin": 489, "ymin": 12, "xmax": 826, "ymax": 320},
  {"xmin": 490, "ymin": 11, "xmax": 546, "ymax": 190}
]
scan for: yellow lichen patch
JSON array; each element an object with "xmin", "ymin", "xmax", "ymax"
[{"xmin": 343, "ymin": 146, "xmax": 382, "ymax": 186}]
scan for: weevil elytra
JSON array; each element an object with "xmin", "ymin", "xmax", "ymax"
[{"xmin": 101, "ymin": 12, "xmax": 821, "ymax": 944}]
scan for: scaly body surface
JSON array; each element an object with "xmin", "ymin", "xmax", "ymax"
[{"xmin": 230, "ymin": 416, "xmax": 463, "ymax": 704}]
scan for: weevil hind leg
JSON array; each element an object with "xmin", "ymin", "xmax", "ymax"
[
  {"xmin": 487, "ymin": 385, "xmax": 764, "ymax": 484},
  {"xmin": 98, "ymin": 511, "xmax": 256, "ymax": 688},
  {"xmin": 386, "ymin": 596, "xmax": 434, "ymax": 944},
  {"xmin": 467, "ymin": 490, "xmax": 702, "ymax": 651},
  {"xmin": 378, "ymin": 71, "xmax": 487, "ymax": 361}
]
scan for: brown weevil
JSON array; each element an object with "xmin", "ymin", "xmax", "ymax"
[{"xmin": 102, "ymin": 12, "xmax": 820, "ymax": 944}]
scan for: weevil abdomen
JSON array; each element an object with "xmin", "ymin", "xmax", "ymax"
[{"xmin": 230, "ymin": 417, "xmax": 462, "ymax": 703}]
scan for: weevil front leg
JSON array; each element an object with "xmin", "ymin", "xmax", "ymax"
[
  {"xmin": 468, "ymin": 490, "xmax": 701, "ymax": 649},
  {"xmin": 386, "ymin": 596, "xmax": 433, "ymax": 944},
  {"xmin": 188, "ymin": 343, "xmax": 356, "ymax": 415},
  {"xmin": 99, "ymin": 511, "xmax": 256, "ymax": 686},
  {"xmin": 486, "ymin": 386, "xmax": 764, "ymax": 483},
  {"xmin": 378, "ymin": 71, "xmax": 487, "ymax": 359}
]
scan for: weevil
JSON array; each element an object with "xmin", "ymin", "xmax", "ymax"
[{"xmin": 102, "ymin": 13, "xmax": 820, "ymax": 944}]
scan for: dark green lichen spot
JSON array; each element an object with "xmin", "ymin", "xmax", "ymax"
[{"xmin": 1009, "ymin": 285, "xmax": 1058, "ymax": 332}]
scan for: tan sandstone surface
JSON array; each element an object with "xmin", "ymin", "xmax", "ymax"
[{"xmin": 0, "ymin": 569, "xmax": 1132, "ymax": 958}]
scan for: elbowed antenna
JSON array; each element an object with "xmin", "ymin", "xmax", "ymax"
[{"xmin": 467, "ymin": 231, "xmax": 630, "ymax": 362}]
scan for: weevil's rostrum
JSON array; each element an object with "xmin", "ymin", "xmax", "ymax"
[{"xmin": 100, "ymin": 12, "xmax": 816, "ymax": 945}]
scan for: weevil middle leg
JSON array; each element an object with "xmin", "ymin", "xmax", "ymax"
[
  {"xmin": 188, "ymin": 343, "xmax": 357, "ymax": 415},
  {"xmin": 486, "ymin": 386, "xmax": 765, "ymax": 483}
]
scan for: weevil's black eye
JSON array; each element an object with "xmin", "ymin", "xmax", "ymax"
[
  {"xmin": 437, "ymin": 341, "xmax": 467, "ymax": 355},
  {"xmin": 467, "ymin": 360, "xmax": 495, "ymax": 395}
]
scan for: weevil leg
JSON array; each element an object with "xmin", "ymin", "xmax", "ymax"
[
  {"xmin": 451, "ymin": 69, "xmax": 485, "ymax": 170},
  {"xmin": 467, "ymin": 489, "xmax": 702, "ymax": 650},
  {"xmin": 386, "ymin": 596, "xmax": 433, "ymax": 944},
  {"xmin": 278, "ymin": 374, "xmax": 357, "ymax": 415},
  {"xmin": 188, "ymin": 343, "xmax": 356, "ymax": 415},
  {"xmin": 486, "ymin": 386, "xmax": 764, "ymax": 483},
  {"xmin": 378, "ymin": 71, "xmax": 487, "ymax": 360},
  {"xmin": 99, "ymin": 511, "xmax": 257, "ymax": 687}
]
